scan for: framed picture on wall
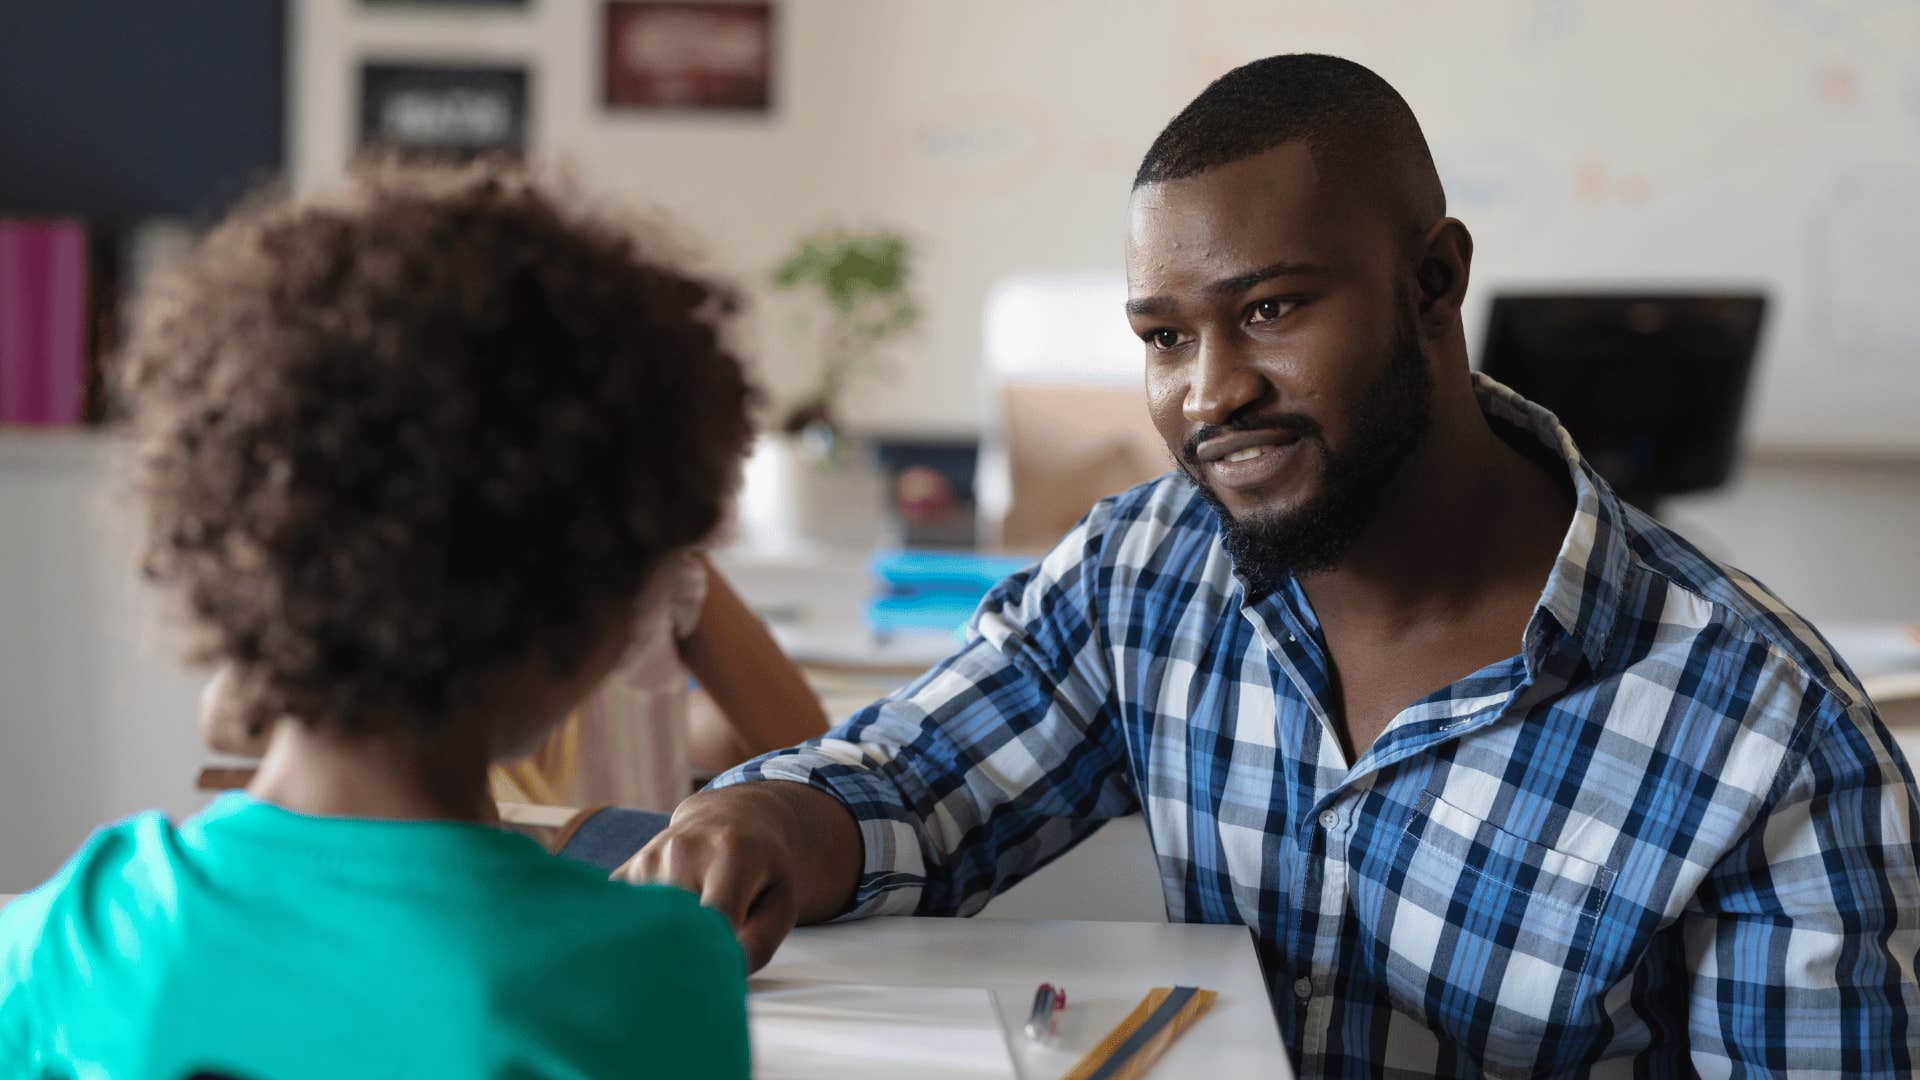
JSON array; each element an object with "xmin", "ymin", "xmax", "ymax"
[
  {"xmin": 362, "ymin": 1, "xmax": 527, "ymax": 8},
  {"xmin": 358, "ymin": 62, "xmax": 529, "ymax": 158},
  {"xmin": 602, "ymin": 2, "xmax": 773, "ymax": 111}
]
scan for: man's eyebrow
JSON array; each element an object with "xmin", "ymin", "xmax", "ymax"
[
  {"xmin": 1125, "ymin": 295, "xmax": 1174, "ymax": 317},
  {"xmin": 1204, "ymin": 260, "xmax": 1331, "ymax": 297},
  {"xmin": 1126, "ymin": 260, "xmax": 1332, "ymax": 318}
]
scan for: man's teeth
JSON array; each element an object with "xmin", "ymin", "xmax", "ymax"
[{"xmin": 1224, "ymin": 445, "xmax": 1268, "ymax": 463}]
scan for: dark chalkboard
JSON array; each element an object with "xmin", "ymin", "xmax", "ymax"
[{"xmin": 0, "ymin": 1, "xmax": 286, "ymax": 223}]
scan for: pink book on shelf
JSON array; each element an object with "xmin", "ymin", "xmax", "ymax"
[{"xmin": 0, "ymin": 219, "xmax": 89, "ymax": 427}]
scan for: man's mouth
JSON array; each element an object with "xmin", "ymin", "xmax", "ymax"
[
  {"xmin": 1180, "ymin": 415, "xmax": 1320, "ymax": 496},
  {"xmin": 1193, "ymin": 430, "xmax": 1306, "ymax": 491},
  {"xmin": 1194, "ymin": 427, "xmax": 1303, "ymax": 463}
]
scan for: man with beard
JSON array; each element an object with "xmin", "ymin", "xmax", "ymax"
[{"xmin": 624, "ymin": 55, "xmax": 1920, "ymax": 1075}]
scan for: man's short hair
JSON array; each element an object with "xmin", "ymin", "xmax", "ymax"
[
  {"xmin": 1135, "ymin": 54, "xmax": 1445, "ymax": 238},
  {"xmin": 121, "ymin": 159, "xmax": 756, "ymax": 737}
]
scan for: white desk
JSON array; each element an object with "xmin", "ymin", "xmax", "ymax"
[
  {"xmin": 711, "ymin": 543, "xmax": 981, "ymax": 728},
  {"xmin": 1821, "ymin": 623, "xmax": 1920, "ymax": 762},
  {"xmin": 1822, "ymin": 622, "xmax": 1920, "ymax": 700},
  {"xmin": 755, "ymin": 916, "xmax": 1288, "ymax": 1079},
  {"xmin": 713, "ymin": 543, "xmax": 962, "ymax": 672}
]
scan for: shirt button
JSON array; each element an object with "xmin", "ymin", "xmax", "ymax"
[
  {"xmin": 1318, "ymin": 810, "xmax": 1339, "ymax": 830},
  {"xmin": 1287, "ymin": 633, "xmax": 1297, "ymax": 643},
  {"xmin": 1293, "ymin": 977, "xmax": 1313, "ymax": 1001}
]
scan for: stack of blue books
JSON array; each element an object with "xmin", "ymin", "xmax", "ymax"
[{"xmin": 865, "ymin": 550, "xmax": 1034, "ymax": 638}]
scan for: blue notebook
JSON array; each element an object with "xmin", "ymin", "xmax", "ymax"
[
  {"xmin": 865, "ymin": 591, "xmax": 981, "ymax": 634},
  {"xmin": 869, "ymin": 551, "xmax": 1033, "ymax": 593},
  {"xmin": 865, "ymin": 550, "xmax": 1033, "ymax": 636}
]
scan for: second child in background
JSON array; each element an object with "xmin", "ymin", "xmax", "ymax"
[{"xmin": 493, "ymin": 550, "xmax": 829, "ymax": 812}]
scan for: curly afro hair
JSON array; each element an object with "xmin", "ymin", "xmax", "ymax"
[{"xmin": 120, "ymin": 160, "xmax": 756, "ymax": 738}]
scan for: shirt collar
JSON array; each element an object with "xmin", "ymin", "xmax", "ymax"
[{"xmin": 1471, "ymin": 372, "xmax": 1633, "ymax": 674}]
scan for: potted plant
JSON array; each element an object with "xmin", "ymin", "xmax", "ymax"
[
  {"xmin": 770, "ymin": 228, "xmax": 918, "ymax": 457},
  {"xmin": 736, "ymin": 228, "xmax": 919, "ymax": 548}
]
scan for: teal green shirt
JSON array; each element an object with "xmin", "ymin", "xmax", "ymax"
[{"xmin": 0, "ymin": 794, "xmax": 749, "ymax": 1079}]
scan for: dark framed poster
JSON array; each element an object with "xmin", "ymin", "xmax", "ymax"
[
  {"xmin": 358, "ymin": 61, "xmax": 529, "ymax": 157},
  {"xmin": 602, "ymin": 2, "xmax": 773, "ymax": 111},
  {"xmin": 362, "ymin": 1, "xmax": 527, "ymax": 7}
]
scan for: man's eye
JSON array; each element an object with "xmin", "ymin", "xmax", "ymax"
[
  {"xmin": 1248, "ymin": 298, "xmax": 1293, "ymax": 324},
  {"xmin": 1146, "ymin": 328, "xmax": 1184, "ymax": 351}
]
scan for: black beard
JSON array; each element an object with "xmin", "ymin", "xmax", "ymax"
[{"xmin": 1183, "ymin": 312, "xmax": 1434, "ymax": 599}]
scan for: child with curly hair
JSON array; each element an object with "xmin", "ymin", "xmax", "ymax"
[{"xmin": 0, "ymin": 162, "xmax": 758, "ymax": 1077}]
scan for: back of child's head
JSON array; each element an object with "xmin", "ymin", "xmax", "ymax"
[{"xmin": 121, "ymin": 159, "xmax": 755, "ymax": 743}]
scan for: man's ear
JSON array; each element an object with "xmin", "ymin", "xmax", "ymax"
[{"xmin": 1414, "ymin": 218, "xmax": 1473, "ymax": 328}]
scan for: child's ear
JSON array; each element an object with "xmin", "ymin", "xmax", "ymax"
[{"xmin": 198, "ymin": 664, "xmax": 270, "ymax": 756}]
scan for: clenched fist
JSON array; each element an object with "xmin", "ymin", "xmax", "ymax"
[{"xmin": 613, "ymin": 781, "xmax": 861, "ymax": 971}]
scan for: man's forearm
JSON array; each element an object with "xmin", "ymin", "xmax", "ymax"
[
  {"xmin": 676, "ymin": 779, "xmax": 862, "ymax": 924},
  {"xmin": 761, "ymin": 780, "xmax": 863, "ymax": 923}
]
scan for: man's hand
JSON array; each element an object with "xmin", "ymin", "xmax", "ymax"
[{"xmin": 614, "ymin": 781, "xmax": 862, "ymax": 971}]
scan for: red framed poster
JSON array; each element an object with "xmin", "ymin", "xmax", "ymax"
[{"xmin": 603, "ymin": 2, "xmax": 773, "ymax": 111}]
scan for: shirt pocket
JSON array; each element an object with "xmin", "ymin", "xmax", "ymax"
[{"xmin": 1381, "ymin": 788, "xmax": 1617, "ymax": 1075}]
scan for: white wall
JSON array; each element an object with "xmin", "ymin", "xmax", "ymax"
[
  {"xmin": 291, "ymin": 0, "xmax": 1192, "ymax": 437},
  {"xmin": 0, "ymin": 436, "xmax": 207, "ymax": 892},
  {"xmin": 291, "ymin": 0, "xmax": 1920, "ymax": 452}
]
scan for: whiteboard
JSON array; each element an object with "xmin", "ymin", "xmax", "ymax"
[{"xmin": 1175, "ymin": 0, "xmax": 1920, "ymax": 453}]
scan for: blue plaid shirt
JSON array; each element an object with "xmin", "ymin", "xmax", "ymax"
[{"xmin": 717, "ymin": 376, "xmax": 1920, "ymax": 1076}]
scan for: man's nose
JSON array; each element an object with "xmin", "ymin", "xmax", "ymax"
[{"xmin": 1183, "ymin": 339, "xmax": 1265, "ymax": 426}]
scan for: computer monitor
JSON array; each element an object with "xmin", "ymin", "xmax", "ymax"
[{"xmin": 1476, "ymin": 293, "xmax": 1766, "ymax": 514}]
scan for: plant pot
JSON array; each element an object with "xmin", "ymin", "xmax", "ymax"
[{"xmin": 735, "ymin": 432, "xmax": 891, "ymax": 550}]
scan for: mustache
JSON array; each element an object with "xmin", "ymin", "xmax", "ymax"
[{"xmin": 1181, "ymin": 412, "xmax": 1322, "ymax": 466}]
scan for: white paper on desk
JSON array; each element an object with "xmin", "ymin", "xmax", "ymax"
[{"xmin": 749, "ymin": 980, "xmax": 1017, "ymax": 1080}]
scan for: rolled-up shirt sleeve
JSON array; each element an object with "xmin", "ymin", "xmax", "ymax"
[{"xmin": 708, "ymin": 504, "xmax": 1136, "ymax": 919}]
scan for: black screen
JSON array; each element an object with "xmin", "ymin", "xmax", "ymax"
[{"xmin": 1477, "ymin": 294, "xmax": 1766, "ymax": 509}]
